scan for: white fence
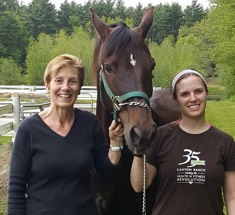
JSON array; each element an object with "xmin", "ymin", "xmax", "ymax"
[
  {"xmin": 0, "ymin": 85, "xmax": 97, "ymax": 99},
  {"xmin": 0, "ymin": 85, "xmax": 97, "ymax": 140}
]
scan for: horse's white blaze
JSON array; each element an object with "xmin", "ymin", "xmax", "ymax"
[{"xmin": 130, "ymin": 54, "xmax": 136, "ymax": 66}]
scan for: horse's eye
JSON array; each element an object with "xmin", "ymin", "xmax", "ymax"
[{"xmin": 103, "ymin": 64, "xmax": 113, "ymax": 73}]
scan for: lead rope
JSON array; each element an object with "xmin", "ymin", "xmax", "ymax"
[{"xmin": 142, "ymin": 154, "xmax": 147, "ymax": 215}]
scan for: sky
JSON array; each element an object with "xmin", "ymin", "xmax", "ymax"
[{"xmin": 20, "ymin": 0, "xmax": 211, "ymax": 9}]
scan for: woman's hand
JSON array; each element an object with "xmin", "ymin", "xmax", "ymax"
[
  {"xmin": 108, "ymin": 119, "xmax": 124, "ymax": 165},
  {"xmin": 109, "ymin": 119, "xmax": 124, "ymax": 145}
]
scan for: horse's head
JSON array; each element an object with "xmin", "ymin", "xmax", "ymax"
[{"xmin": 90, "ymin": 6, "xmax": 157, "ymax": 155}]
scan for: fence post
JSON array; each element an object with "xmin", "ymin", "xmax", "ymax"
[{"xmin": 12, "ymin": 95, "xmax": 20, "ymax": 142}]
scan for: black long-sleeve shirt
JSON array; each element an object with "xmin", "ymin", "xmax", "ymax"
[{"xmin": 8, "ymin": 108, "xmax": 115, "ymax": 215}]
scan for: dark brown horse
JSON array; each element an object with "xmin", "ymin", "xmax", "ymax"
[
  {"xmin": 91, "ymin": 7, "xmax": 157, "ymax": 155},
  {"xmin": 90, "ymin": 7, "xmax": 180, "ymax": 215},
  {"xmin": 150, "ymin": 88, "xmax": 181, "ymax": 126}
]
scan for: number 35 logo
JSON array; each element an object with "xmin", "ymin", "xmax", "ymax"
[{"xmin": 178, "ymin": 149, "xmax": 205, "ymax": 167}]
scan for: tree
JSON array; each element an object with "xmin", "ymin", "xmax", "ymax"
[
  {"xmin": 0, "ymin": 11, "xmax": 28, "ymax": 64},
  {"xmin": 183, "ymin": 0, "xmax": 206, "ymax": 27},
  {"xmin": 0, "ymin": 0, "xmax": 19, "ymax": 12},
  {"xmin": 152, "ymin": 3, "xmax": 183, "ymax": 44},
  {"xmin": 57, "ymin": 1, "xmax": 89, "ymax": 35},
  {"xmin": 26, "ymin": 27, "xmax": 95, "ymax": 85},
  {"xmin": 207, "ymin": 0, "xmax": 235, "ymax": 95},
  {"xmin": 25, "ymin": 0, "xmax": 58, "ymax": 39},
  {"xmin": 113, "ymin": 0, "xmax": 127, "ymax": 20},
  {"xmin": 132, "ymin": 3, "xmax": 144, "ymax": 27},
  {"xmin": 0, "ymin": 58, "xmax": 24, "ymax": 84},
  {"xmin": 166, "ymin": 3, "xmax": 184, "ymax": 42},
  {"xmin": 26, "ymin": 33, "xmax": 54, "ymax": 84},
  {"xmin": 177, "ymin": 19, "xmax": 216, "ymax": 78},
  {"xmin": 57, "ymin": 0, "xmax": 72, "ymax": 32},
  {"xmin": 89, "ymin": 0, "xmax": 115, "ymax": 20},
  {"xmin": 150, "ymin": 36, "xmax": 200, "ymax": 88}
]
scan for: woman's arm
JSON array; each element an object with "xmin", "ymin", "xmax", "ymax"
[
  {"xmin": 224, "ymin": 171, "xmax": 235, "ymax": 215},
  {"xmin": 8, "ymin": 125, "xmax": 32, "ymax": 214},
  {"xmin": 130, "ymin": 156, "xmax": 157, "ymax": 192}
]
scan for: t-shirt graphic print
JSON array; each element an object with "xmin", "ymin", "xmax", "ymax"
[{"xmin": 177, "ymin": 149, "xmax": 206, "ymax": 184}]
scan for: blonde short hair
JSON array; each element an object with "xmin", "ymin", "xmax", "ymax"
[{"xmin": 44, "ymin": 54, "xmax": 85, "ymax": 87}]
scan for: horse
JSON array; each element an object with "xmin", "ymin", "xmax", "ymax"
[
  {"xmin": 150, "ymin": 88, "xmax": 181, "ymax": 126},
  {"xmin": 90, "ymin": 6, "xmax": 181, "ymax": 215}
]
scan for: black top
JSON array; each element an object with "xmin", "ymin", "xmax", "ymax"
[
  {"xmin": 8, "ymin": 108, "xmax": 115, "ymax": 215},
  {"xmin": 147, "ymin": 122, "xmax": 235, "ymax": 215}
]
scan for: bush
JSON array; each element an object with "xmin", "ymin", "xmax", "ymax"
[{"xmin": 0, "ymin": 58, "xmax": 24, "ymax": 85}]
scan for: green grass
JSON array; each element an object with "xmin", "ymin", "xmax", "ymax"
[
  {"xmin": 208, "ymin": 85, "xmax": 226, "ymax": 95},
  {"xmin": 0, "ymin": 136, "xmax": 11, "ymax": 145},
  {"xmin": 207, "ymin": 85, "xmax": 229, "ymax": 100},
  {"xmin": 206, "ymin": 99, "xmax": 234, "ymax": 214},
  {"xmin": 206, "ymin": 99, "xmax": 235, "ymax": 138}
]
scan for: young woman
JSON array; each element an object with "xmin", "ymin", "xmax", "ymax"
[
  {"xmin": 7, "ymin": 54, "xmax": 124, "ymax": 215},
  {"xmin": 131, "ymin": 69, "xmax": 235, "ymax": 214}
]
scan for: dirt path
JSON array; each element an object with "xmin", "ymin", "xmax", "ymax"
[{"xmin": 0, "ymin": 143, "xmax": 11, "ymax": 214}]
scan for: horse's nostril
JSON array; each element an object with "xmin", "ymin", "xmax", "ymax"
[{"xmin": 130, "ymin": 126, "xmax": 142, "ymax": 146}]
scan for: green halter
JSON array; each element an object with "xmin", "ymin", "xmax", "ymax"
[{"xmin": 99, "ymin": 66, "xmax": 151, "ymax": 122}]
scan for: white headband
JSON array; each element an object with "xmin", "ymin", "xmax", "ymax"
[{"xmin": 171, "ymin": 69, "xmax": 206, "ymax": 95}]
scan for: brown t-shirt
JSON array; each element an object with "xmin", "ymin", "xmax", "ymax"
[{"xmin": 147, "ymin": 122, "xmax": 235, "ymax": 215}]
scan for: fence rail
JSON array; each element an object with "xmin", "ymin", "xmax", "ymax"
[
  {"xmin": 0, "ymin": 86, "xmax": 98, "ymax": 139},
  {"xmin": 0, "ymin": 85, "xmax": 97, "ymax": 98}
]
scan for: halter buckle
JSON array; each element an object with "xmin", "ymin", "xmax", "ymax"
[{"xmin": 113, "ymin": 96, "xmax": 121, "ymax": 111}]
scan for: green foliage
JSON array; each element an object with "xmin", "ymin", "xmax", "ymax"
[
  {"xmin": 25, "ymin": 28, "xmax": 95, "ymax": 85},
  {"xmin": 0, "ymin": 58, "xmax": 24, "ymax": 84},
  {"xmin": 206, "ymin": 100, "xmax": 235, "ymax": 138},
  {"xmin": 208, "ymin": 85, "xmax": 225, "ymax": 95},
  {"xmin": 26, "ymin": 0, "xmax": 58, "ymax": 39},
  {"xmin": 50, "ymin": 27, "xmax": 95, "ymax": 85},
  {"xmin": 150, "ymin": 36, "xmax": 200, "ymax": 88},
  {"xmin": 230, "ymin": 95, "xmax": 235, "ymax": 102},
  {"xmin": 0, "ymin": 0, "xmax": 20, "ymax": 12},
  {"xmin": 215, "ymin": 64, "xmax": 235, "ymax": 96},
  {"xmin": 105, "ymin": 16, "xmax": 134, "ymax": 28},
  {"xmin": 0, "ymin": 0, "xmax": 234, "ymax": 93},
  {"xmin": 205, "ymin": 0, "xmax": 235, "ymax": 95},
  {"xmin": 0, "ymin": 136, "xmax": 11, "ymax": 144},
  {"xmin": 57, "ymin": 1, "xmax": 89, "ymax": 35},
  {"xmin": 177, "ymin": 19, "xmax": 216, "ymax": 78},
  {"xmin": 25, "ymin": 34, "xmax": 54, "ymax": 85},
  {"xmin": 151, "ymin": 3, "xmax": 184, "ymax": 44},
  {"xmin": 0, "ymin": 11, "xmax": 28, "ymax": 63},
  {"xmin": 183, "ymin": 0, "xmax": 206, "ymax": 27}
]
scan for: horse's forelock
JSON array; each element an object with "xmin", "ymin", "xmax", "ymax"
[{"xmin": 102, "ymin": 23, "xmax": 132, "ymax": 58}]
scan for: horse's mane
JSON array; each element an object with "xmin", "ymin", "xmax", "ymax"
[{"xmin": 92, "ymin": 22, "xmax": 136, "ymax": 85}]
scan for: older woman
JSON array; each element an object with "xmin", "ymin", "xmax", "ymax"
[
  {"xmin": 131, "ymin": 69, "xmax": 235, "ymax": 214},
  {"xmin": 7, "ymin": 54, "xmax": 124, "ymax": 215}
]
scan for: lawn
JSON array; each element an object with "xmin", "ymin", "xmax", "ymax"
[
  {"xmin": 206, "ymin": 99, "xmax": 235, "ymax": 138},
  {"xmin": 206, "ymin": 99, "xmax": 235, "ymax": 214}
]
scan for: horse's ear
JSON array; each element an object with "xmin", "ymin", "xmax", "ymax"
[
  {"xmin": 134, "ymin": 6, "xmax": 154, "ymax": 39},
  {"xmin": 90, "ymin": 8, "xmax": 110, "ymax": 42}
]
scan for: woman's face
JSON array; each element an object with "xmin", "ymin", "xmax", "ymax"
[
  {"xmin": 175, "ymin": 75, "xmax": 208, "ymax": 119},
  {"xmin": 47, "ymin": 66, "xmax": 80, "ymax": 109}
]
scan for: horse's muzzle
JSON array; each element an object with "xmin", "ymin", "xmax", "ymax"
[{"xmin": 126, "ymin": 123, "xmax": 157, "ymax": 155}]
